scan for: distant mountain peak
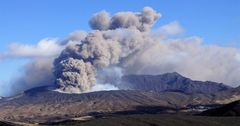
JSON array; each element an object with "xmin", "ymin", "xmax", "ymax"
[
  {"xmin": 161, "ymin": 72, "xmax": 181, "ymax": 76},
  {"xmin": 121, "ymin": 72, "xmax": 231, "ymax": 94},
  {"xmin": 171, "ymin": 71, "xmax": 181, "ymax": 75}
]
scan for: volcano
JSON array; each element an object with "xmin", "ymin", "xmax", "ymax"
[{"xmin": 0, "ymin": 73, "xmax": 239, "ymax": 123}]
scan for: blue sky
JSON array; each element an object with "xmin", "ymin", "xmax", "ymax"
[
  {"xmin": 1, "ymin": 0, "xmax": 239, "ymax": 46},
  {"xmin": 0, "ymin": 0, "xmax": 240, "ymax": 96}
]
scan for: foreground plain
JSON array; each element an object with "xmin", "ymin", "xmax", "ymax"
[{"xmin": 1, "ymin": 114, "xmax": 239, "ymax": 126}]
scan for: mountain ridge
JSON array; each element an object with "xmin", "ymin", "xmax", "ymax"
[
  {"xmin": 120, "ymin": 72, "xmax": 231, "ymax": 94},
  {"xmin": 0, "ymin": 72, "xmax": 239, "ymax": 123},
  {"xmin": 0, "ymin": 85, "xmax": 240, "ymax": 123}
]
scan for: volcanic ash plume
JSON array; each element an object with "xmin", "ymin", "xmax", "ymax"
[{"xmin": 53, "ymin": 7, "xmax": 162, "ymax": 92}]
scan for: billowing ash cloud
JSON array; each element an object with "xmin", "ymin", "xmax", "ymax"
[
  {"xmin": 148, "ymin": 21, "xmax": 185, "ymax": 38},
  {"xmin": 235, "ymin": 53, "xmax": 240, "ymax": 63},
  {"xmin": 59, "ymin": 30, "xmax": 87, "ymax": 45},
  {"xmin": 122, "ymin": 37, "xmax": 240, "ymax": 87},
  {"xmin": 89, "ymin": 6, "xmax": 162, "ymax": 32},
  {"xmin": 53, "ymin": 7, "xmax": 162, "ymax": 92},
  {"xmin": 53, "ymin": 6, "xmax": 240, "ymax": 92}
]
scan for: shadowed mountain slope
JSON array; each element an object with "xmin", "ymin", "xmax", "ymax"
[
  {"xmin": 0, "ymin": 121, "xmax": 21, "ymax": 126},
  {"xmin": 199, "ymin": 100, "xmax": 240, "ymax": 116},
  {"xmin": 121, "ymin": 72, "xmax": 232, "ymax": 94},
  {"xmin": 43, "ymin": 114, "xmax": 240, "ymax": 126},
  {"xmin": 1, "ymin": 114, "xmax": 240, "ymax": 126}
]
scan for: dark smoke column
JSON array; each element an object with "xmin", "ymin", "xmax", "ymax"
[{"xmin": 53, "ymin": 7, "xmax": 161, "ymax": 92}]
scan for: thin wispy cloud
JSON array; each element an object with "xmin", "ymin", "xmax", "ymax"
[
  {"xmin": 148, "ymin": 21, "xmax": 185, "ymax": 38},
  {"xmin": 59, "ymin": 30, "xmax": 87, "ymax": 45},
  {"xmin": 220, "ymin": 41, "xmax": 240, "ymax": 47},
  {"xmin": 0, "ymin": 38, "xmax": 64, "ymax": 59},
  {"xmin": 235, "ymin": 53, "xmax": 240, "ymax": 63}
]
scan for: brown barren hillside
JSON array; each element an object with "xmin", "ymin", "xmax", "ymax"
[
  {"xmin": 0, "ymin": 73, "xmax": 239, "ymax": 123},
  {"xmin": 0, "ymin": 85, "xmax": 240, "ymax": 123}
]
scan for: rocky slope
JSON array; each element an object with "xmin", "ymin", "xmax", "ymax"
[
  {"xmin": 0, "ymin": 73, "xmax": 239, "ymax": 123},
  {"xmin": 0, "ymin": 85, "xmax": 240, "ymax": 123}
]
